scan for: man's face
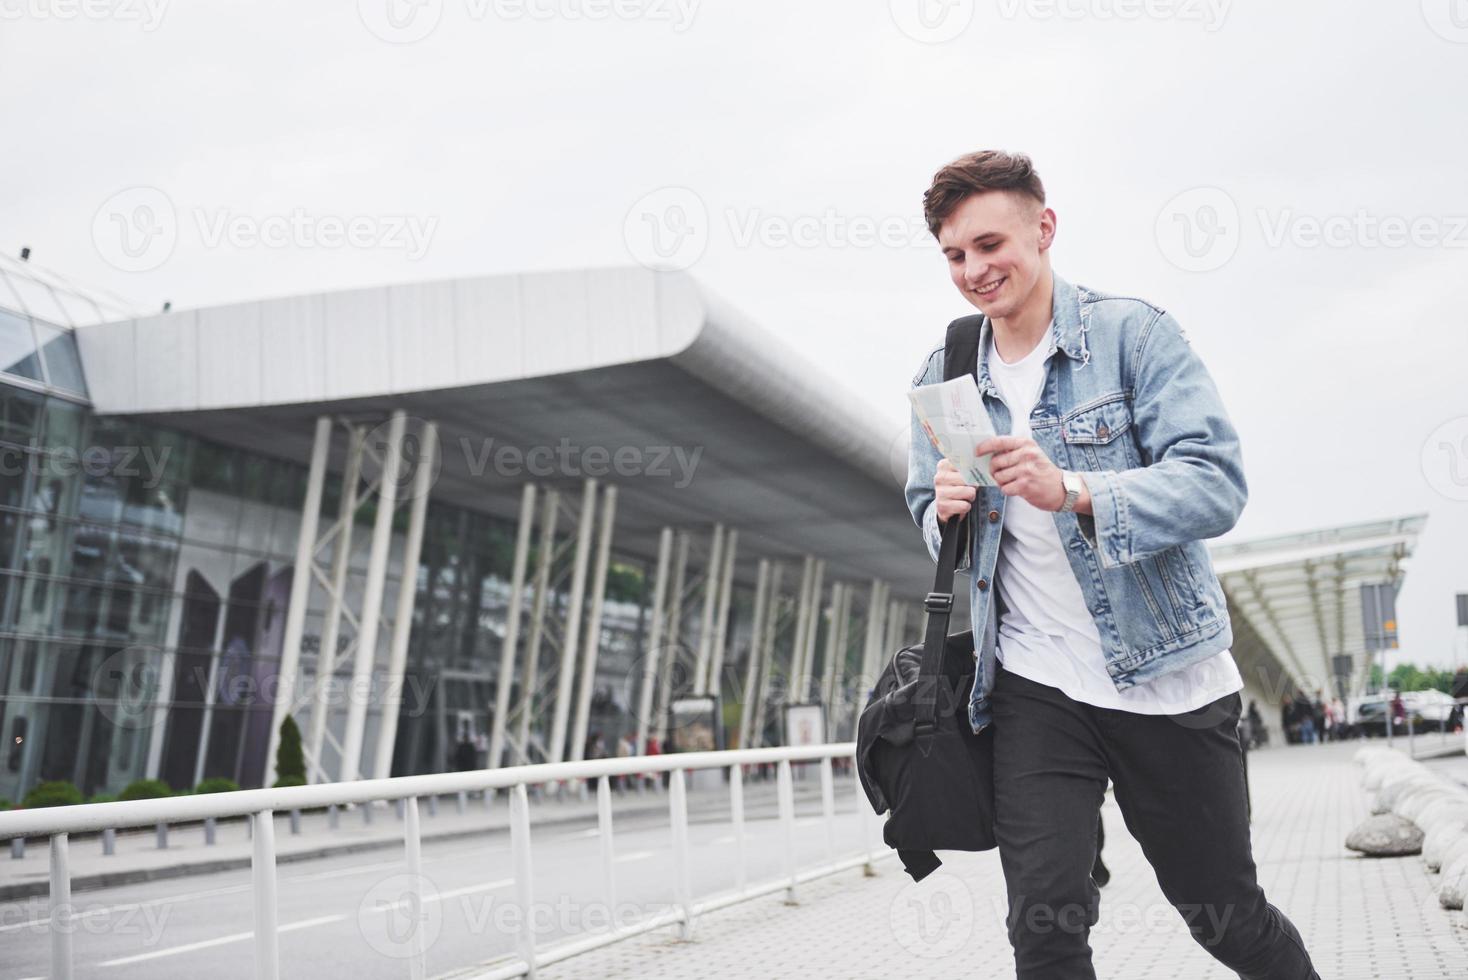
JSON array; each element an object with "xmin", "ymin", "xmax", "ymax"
[{"xmin": 936, "ymin": 190, "xmax": 1056, "ymax": 320}]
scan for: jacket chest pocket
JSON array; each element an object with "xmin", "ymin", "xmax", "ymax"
[{"xmin": 1060, "ymin": 398, "xmax": 1141, "ymax": 471}]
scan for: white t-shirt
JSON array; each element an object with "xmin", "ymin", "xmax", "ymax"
[{"xmin": 985, "ymin": 326, "xmax": 1243, "ymax": 714}]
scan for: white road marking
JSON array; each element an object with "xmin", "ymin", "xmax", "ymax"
[{"xmin": 98, "ymin": 914, "xmax": 347, "ymax": 966}]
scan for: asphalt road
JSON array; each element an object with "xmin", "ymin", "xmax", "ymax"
[{"xmin": 2, "ymin": 775, "xmax": 876, "ymax": 980}]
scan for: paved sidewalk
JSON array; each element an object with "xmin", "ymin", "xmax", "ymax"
[
  {"xmin": 533, "ymin": 743, "xmax": 1468, "ymax": 980},
  {"xmin": 0, "ymin": 773, "xmax": 838, "ymax": 901}
]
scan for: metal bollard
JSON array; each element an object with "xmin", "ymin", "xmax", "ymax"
[
  {"xmin": 102, "ymin": 827, "xmax": 116, "ymax": 856},
  {"xmin": 426, "ymin": 795, "xmax": 437, "ymax": 818},
  {"xmin": 394, "ymin": 798, "xmax": 404, "ymax": 821},
  {"xmin": 328, "ymin": 804, "xmax": 339, "ymax": 830},
  {"xmin": 9, "ymin": 837, "xmax": 23, "ymax": 860},
  {"xmin": 155, "ymin": 822, "xmax": 168, "ymax": 850},
  {"xmin": 204, "ymin": 818, "xmax": 216, "ymax": 846},
  {"xmin": 456, "ymin": 791, "xmax": 466, "ymax": 815},
  {"xmin": 289, "ymin": 809, "xmax": 302, "ymax": 835},
  {"xmin": 362, "ymin": 802, "xmax": 374, "ymax": 826}
]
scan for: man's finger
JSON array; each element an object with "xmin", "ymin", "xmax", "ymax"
[{"xmin": 975, "ymin": 435, "xmax": 1024, "ymax": 457}]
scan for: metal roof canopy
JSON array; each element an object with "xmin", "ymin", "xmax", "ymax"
[
  {"xmin": 75, "ymin": 267, "xmax": 936, "ymax": 601},
  {"xmin": 1209, "ymin": 515, "xmax": 1426, "ymax": 695}
]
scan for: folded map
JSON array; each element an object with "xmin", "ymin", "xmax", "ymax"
[{"xmin": 907, "ymin": 375, "xmax": 998, "ymax": 487}]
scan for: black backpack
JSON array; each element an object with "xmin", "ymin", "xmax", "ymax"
[{"xmin": 855, "ymin": 314, "xmax": 997, "ymax": 883}]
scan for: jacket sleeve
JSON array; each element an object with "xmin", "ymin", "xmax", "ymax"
[
  {"xmin": 1078, "ymin": 309, "xmax": 1247, "ymax": 569},
  {"xmin": 904, "ymin": 346, "xmax": 972, "ymax": 572}
]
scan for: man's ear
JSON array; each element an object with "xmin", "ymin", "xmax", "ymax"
[{"xmin": 1038, "ymin": 207, "xmax": 1058, "ymax": 252}]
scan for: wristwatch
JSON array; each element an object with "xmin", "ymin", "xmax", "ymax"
[{"xmin": 1059, "ymin": 470, "xmax": 1083, "ymax": 513}]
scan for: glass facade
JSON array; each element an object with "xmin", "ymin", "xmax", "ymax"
[
  {"xmin": 0, "ymin": 301, "xmax": 863, "ymax": 806},
  {"xmin": 0, "ymin": 306, "xmax": 693, "ymax": 802}
]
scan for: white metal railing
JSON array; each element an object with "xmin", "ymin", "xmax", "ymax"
[{"xmin": 0, "ymin": 743, "xmax": 887, "ymax": 980}]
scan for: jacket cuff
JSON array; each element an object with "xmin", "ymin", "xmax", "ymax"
[
  {"xmin": 922, "ymin": 501, "xmax": 972, "ymax": 572},
  {"xmin": 1079, "ymin": 470, "xmax": 1130, "ymax": 569}
]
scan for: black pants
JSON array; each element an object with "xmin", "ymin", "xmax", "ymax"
[{"xmin": 990, "ymin": 665, "xmax": 1319, "ymax": 980}]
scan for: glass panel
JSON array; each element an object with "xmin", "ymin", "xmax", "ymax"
[
  {"xmin": 33, "ymin": 325, "xmax": 87, "ymax": 395},
  {"xmin": 0, "ymin": 309, "xmax": 42, "ymax": 382},
  {"xmin": 0, "ymin": 385, "xmax": 44, "ymax": 448}
]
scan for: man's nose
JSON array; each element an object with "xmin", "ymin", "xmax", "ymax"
[{"xmin": 963, "ymin": 258, "xmax": 988, "ymax": 285}]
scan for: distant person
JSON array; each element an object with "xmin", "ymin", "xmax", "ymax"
[
  {"xmin": 1390, "ymin": 692, "xmax": 1407, "ymax": 732},
  {"xmin": 453, "ymin": 721, "xmax": 477, "ymax": 771},
  {"xmin": 905, "ymin": 150, "xmax": 1318, "ymax": 978},
  {"xmin": 1246, "ymin": 701, "xmax": 1266, "ymax": 747}
]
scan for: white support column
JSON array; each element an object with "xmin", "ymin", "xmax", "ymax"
[
  {"xmin": 858, "ymin": 579, "xmax": 886, "ymax": 693},
  {"xmin": 706, "ymin": 529, "xmax": 738, "ymax": 703},
  {"xmin": 570, "ymin": 485, "xmax": 617, "ymax": 762},
  {"xmin": 820, "ymin": 583, "xmax": 845, "ymax": 727},
  {"xmin": 826, "ymin": 585, "xmax": 853, "ymax": 739},
  {"xmin": 692, "ymin": 524, "xmax": 725, "ymax": 696},
  {"xmin": 655, "ymin": 530, "xmax": 691, "ymax": 745},
  {"xmin": 549, "ymin": 479, "xmax": 598, "ymax": 765},
  {"xmin": 371, "ymin": 421, "xmax": 437, "ymax": 781},
  {"xmin": 799, "ymin": 560, "xmax": 826, "ymax": 703},
  {"xmin": 736, "ymin": 558, "xmax": 770, "ymax": 750},
  {"xmin": 635, "ymin": 527, "xmax": 673, "ymax": 755},
  {"xmin": 750, "ymin": 563, "xmax": 784, "ymax": 749},
  {"xmin": 789, "ymin": 557, "xmax": 815, "ymax": 705},
  {"xmin": 307, "ymin": 425, "xmax": 363, "ymax": 780},
  {"xmin": 338, "ymin": 409, "xmax": 404, "ymax": 783},
  {"xmin": 517, "ymin": 489, "xmax": 560, "ymax": 764},
  {"xmin": 489, "ymin": 484, "xmax": 537, "ymax": 769},
  {"xmin": 266, "ymin": 416, "xmax": 331, "ymax": 786}
]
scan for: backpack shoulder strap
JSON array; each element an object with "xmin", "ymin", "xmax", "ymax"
[
  {"xmin": 937, "ymin": 313, "xmax": 983, "ymax": 575},
  {"xmin": 942, "ymin": 314, "xmax": 983, "ymax": 383}
]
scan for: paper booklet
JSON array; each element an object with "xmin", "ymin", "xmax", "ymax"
[{"xmin": 906, "ymin": 375, "xmax": 998, "ymax": 487}]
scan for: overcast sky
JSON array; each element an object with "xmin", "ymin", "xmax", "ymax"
[{"xmin": 4, "ymin": 1, "xmax": 1466, "ymax": 669}]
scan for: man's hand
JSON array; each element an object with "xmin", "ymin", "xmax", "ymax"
[
  {"xmin": 933, "ymin": 458, "xmax": 976, "ymax": 524},
  {"xmin": 976, "ymin": 435, "xmax": 1081, "ymax": 513}
]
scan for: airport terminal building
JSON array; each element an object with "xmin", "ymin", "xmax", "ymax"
[{"xmin": 0, "ymin": 255, "xmax": 1425, "ymax": 801}]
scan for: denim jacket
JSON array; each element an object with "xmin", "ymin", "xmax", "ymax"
[{"xmin": 904, "ymin": 272, "xmax": 1247, "ymax": 735}]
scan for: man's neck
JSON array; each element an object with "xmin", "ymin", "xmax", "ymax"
[{"xmin": 990, "ymin": 269, "xmax": 1055, "ymax": 362}]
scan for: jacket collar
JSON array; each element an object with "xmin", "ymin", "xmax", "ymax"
[{"xmin": 975, "ymin": 270, "xmax": 1088, "ymax": 395}]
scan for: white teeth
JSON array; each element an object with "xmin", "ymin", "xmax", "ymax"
[{"xmin": 975, "ymin": 278, "xmax": 1004, "ymax": 294}]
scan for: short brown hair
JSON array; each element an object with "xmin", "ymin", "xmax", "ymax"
[{"xmin": 922, "ymin": 151, "xmax": 1046, "ymax": 237}]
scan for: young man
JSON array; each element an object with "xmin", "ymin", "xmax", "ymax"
[{"xmin": 904, "ymin": 151, "xmax": 1319, "ymax": 980}]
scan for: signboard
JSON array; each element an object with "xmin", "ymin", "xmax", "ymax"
[
  {"xmin": 783, "ymin": 703, "xmax": 825, "ymax": 748},
  {"xmin": 1457, "ymin": 593, "xmax": 1468, "ymax": 628},
  {"xmin": 666, "ymin": 696, "xmax": 721, "ymax": 753},
  {"xmin": 1360, "ymin": 583, "xmax": 1399, "ymax": 651},
  {"xmin": 1331, "ymin": 654, "xmax": 1353, "ymax": 680}
]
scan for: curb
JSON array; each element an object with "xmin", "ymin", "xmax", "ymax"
[{"xmin": 1353, "ymin": 746, "xmax": 1468, "ymax": 910}]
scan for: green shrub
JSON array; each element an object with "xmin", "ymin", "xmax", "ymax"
[
  {"xmin": 0, "ymin": 797, "xmax": 13, "ymax": 810},
  {"xmin": 23, "ymin": 781, "xmax": 83, "ymax": 808},
  {"xmin": 86, "ymin": 793, "xmax": 118, "ymax": 805},
  {"xmin": 274, "ymin": 714, "xmax": 306, "ymax": 787},
  {"xmin": 118, "ymin": 779, "xmax": 173, "ymax": 802},
  {"xmin": 194, "ymin": 777, "xmax": 241, "ymax": 795}
]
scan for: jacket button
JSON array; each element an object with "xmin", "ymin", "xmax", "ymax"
[
  {"xmin": 1097, "ymin": 424, "xmax": 1110, "ymax": 440},
  {"xmin": 987, "ymin": 510, "xmax": 999, "ymax": 522},
  {"xmin": 977, "ymin": 579, "xmax": 989, "ymax": 591}
]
